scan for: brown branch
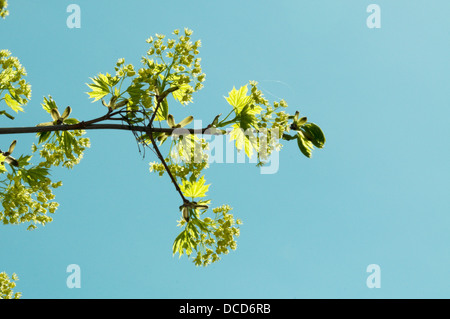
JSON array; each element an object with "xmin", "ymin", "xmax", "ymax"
[
  {"xmin": 146, "ymin": 92, "xmax": 188, "ymax": 204},
  {"xmin": 0, "ymin": 124, "xmax": 227, "ymax": 135},
  {"xmin": 0, "ymin": 103, "xmax": 227, "ymax": 208},
  {"xmin": 147, "ymin": 126, "xmax": 188, "ymax": 204}
]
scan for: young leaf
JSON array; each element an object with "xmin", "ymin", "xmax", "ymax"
[
  {"xmin": 155, "ymin": 98, "xmax": 169, "ymax": 121},
  {"xmin": 296, "ymin": 131, "xmax": 313, "ymax": 158},
  {"xmin": 180, "ymin": 176, "xmax": 210, "ymax": 198},
  {"xmin": 229, "ymin": 124, "xmax": 256, "ymax": 158},
  {"xmin": 4, "ymin": 94, "xmax": 23, "ymax": 113},
  {"xmin": 177, "ymin": 116, "xmax": 193, "ymax": 128},
  {"xmin": 225, "ymin": 85, "xmax": 251, "ymax": 112},
  {"xmin": 37, "ymin": 131, "xmax": 51, "ymax": 144},
  {"xmin": 86, "ymin": 74, "xmax": 111, "ymax": 102},
  {"xmin": 21, "ymin": 166, "xmax": 50, "ymax": 187},
  {"xmin": 61, "ymin": 106, "xmax": 72, "ymax": 120},
  {"xmin": 172, "ymin": 83, "xmax": 192, "ymax": 105},
  {"xmin": 167, "ymin": 114, "xmax": 175, "ymax": 128},
  {"xmin": 41, "ymin": 96, "xmax": 58, "ymax": 113},
  {"xmin": 7, "ymin": 140, "xmax": 16, "ymax": 154},
  {"xmin": 50, "ymin": 108, "xmax": 61, "ymax": 122},
  {"xmin": 301, "ymin": 123, "xmax": 326, "ymax": 149},
  {"xmin": 236, "ymin": 104, "xmax": 261, "ymax": 130}
]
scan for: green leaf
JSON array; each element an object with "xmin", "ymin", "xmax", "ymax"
[
  {"xmin": 20, "ymin": 166, "xmax": 50, "ymax": 187},
  {"xmin": 62, "ymin": 118, "xmax": 79, "ymax": 125},
  {"xmin": 126, "ymin": 82, "xmax": 145, "ymax": 106},
  {"xmin": 177, "ymin": 115, "xmax": 193, "ymax": 128},
  {"xmin": 173, "ymin": 230, "xmax": 186, "ymax": 257},
  {"xmin": 50, "ymin": 108, "xmax": 61, "ymax": 122},
  {"xmin": 41, "ymin": 96, "xmax": 58, "ymax": 113},
  {"xmin": 37, "ymin": 131, "xmax": 51, "ymax": 144},
  {"xmin": 225, "ymin": 85, "xmax": 251, "ymax": 112},
  {"xmin": 61, "ymin": 106, "xmax": 72, "ymax": 120},
  {"xmin": 172, "ymin": 83, "xmax": 192, "ymax": 105},
  {"xmin": 86, "ymin": 74, "xmax": 111, "ymax": 102},
  {"xmin": 191, "ymin": 217, "xmax": 209, "ymax": 233},
  {"xmin": 236, "ymin": 104, "xmax": 261, "ymax": 130},
  {"xmin": 155, "ymin": 98, "xmax": 169, "ymax": 121},
  {"xmin": 296, "ymin": 131, "xmax": 313, "ymax": 158},
  {"xmin": 4, "ymin": 93, "xmax": 23, "ymax": 113},
  {"xmin": 62, "ymin": 131, "xmax": 76, "ymax": 157},
  {"xmin": 301, "ymin": 123, "xmax": 325, "ymax": 148},
  {"xmin": 229, "ymin": 124, "xmax": 256, "ymax": 158},
  {"xmin": 167, "ymin": 114, "xmax": 175, "ymax": 128},
  {"xmin": 36, "ymin": 122, "xmax": 54, "ymax": 127},
  {"xmin": 180, "ymin": 175, "xmax": 210, "ymax": 198}
]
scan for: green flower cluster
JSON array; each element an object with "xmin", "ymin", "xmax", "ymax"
[
  {"xmin": 221, "ymin": 80, "xmax": 325, "ymax": 163},
  {"xmin": 0, "ymin": 0, "xmax": 8, "ymax": 19},
  {"xmin": 191, "ymin": 205, "xmax": 242, "ymax": 266},
  {"xmin": 87, "ymin": 29, "xmax": 326, "ymax": 267},
  {"xmin": 0, "ymin": 272, "xmax": 21, "ymax": 299},
  {"xmin": 0, "ymin": 159, "xmax": 62, "ymax": 230},
  {"xmin": 0, "ymin": 50, "xmax": 31, "ymax": 119},
  {"xmin": 150, "ymin": 135, "xmax": 241, "ymax": 267},
  {"xmin": 32, "ymin": 130, "xmax": 90, "ymax": 169},
  {"xmin": 149, "ymin": 136, "xmax": 209, "ymax": 181},
  {"xmin": 34, "ymin": 96, "xmax": 91, "ymax": 169},
  {"xmin": 137, "ymin": 28, "xmax": 205, "ymax": 105}
]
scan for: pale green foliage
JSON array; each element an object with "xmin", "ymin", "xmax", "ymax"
[
  {"xmin": 0, "ymin": 28, "xmax": 325, "ymax": 273},
  {"xmin": 0, "ymin": 272, "xmax": 21, "ymax": 299},
  {"xmin": 0, "ymin": 155, "xmax": 62, "ymax": 230},
  {"xmin": 34, "ymin": 96, "xmax": 91, "ymax": 169},
  {"xmin": 0, "ymin": 50, "xmax": 31, "ymax": 119},
  {"xmin": 174, "ymin": 205, "xmax": 242, "ymax": 267},
  {"xmin": 0, "ymin": 54, "xmax": 69, "ymax": 231},
  {"xmin": 140, "ymin": 28, "xmax": 205, "ymax": 105},
  {"xmin": 142, "ymin": 29, "xmax": 325, "ymax": 266},
  {"xmin": 86, "ymin": 28, "xmax": 239, "ymax": 266},
  {"xmin": 221, "ymin": 81, "xmax": 326, "ymax": 162},
  {"xmin": 180, "ymin": 175, "xmax": 209, "ymax": 198},
  {"xmin": 0, "ymin": 0, "xmax": 8, "ymax": 19},
  {"xmin": 150, "ymin": 136, "xmax": 242, "ymax": 266},
  {"xmin": 86, "ymin": 28, "xmax": 205, "ymax": 129},
  {"xmin": 0, "ymin": 96, "xmax": 89, "ymax": 231}
]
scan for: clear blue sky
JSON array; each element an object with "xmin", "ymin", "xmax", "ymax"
[{"xmin": 1, "ymin": 0, "xmax": 449, "ymax": 298}]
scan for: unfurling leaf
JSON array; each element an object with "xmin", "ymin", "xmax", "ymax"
[
  {"xmin": 177, "ymin": 116, "xmax": 193, "ymax": 128},
  {"xmin": 225, "ymin": 85, "xmax": 251, "ymax": 112},
  {"xmin": 296, "ymin": 131, "xmax": 313, "ymax": 158},
  {"xmin": 167, "ymin": 114, "xmax": 175, "ymax": 128},
  {"xmin": 7, "ymin": 140, "xmax": 16, "ymax": 154},
  {"xmin": 61, "ymin": 106, "xmax": 72, "ymax": 120},
  {"xmin": 50, "ymin": 108, "xmax": 61, "ymax": 122},
  {"xmin": 301, "ymin": 123, "xmax": 326, "ymax": 149}
]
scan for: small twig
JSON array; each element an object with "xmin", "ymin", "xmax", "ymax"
[
  {"xmin": 148, "ymin": 127, "xmax": 188, "ymax": 204},
  {"xmin": 145, "ymin": 89, "xmax": 188, "ymax": 204}
]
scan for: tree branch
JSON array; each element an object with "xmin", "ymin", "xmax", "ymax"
[
  {"xmin": 0, "ymin": 124, "xmax": 227, "ymax": 136},
  {"xmin": 146, "ymin": 93, "xmax": 188, "ymax": 204},
  {"xmin": 147, "ymin": 126, "xmax": 188, "ymax": 204}
]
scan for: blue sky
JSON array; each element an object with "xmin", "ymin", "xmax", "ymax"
[{"xmin": 1, "ymin": 0, "xmax": 449, "ymax": 298}]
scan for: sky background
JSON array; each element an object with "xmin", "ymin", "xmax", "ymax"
[{"xmin": 1, "ymin": 0, "xmax": 449, "ymax": 298}]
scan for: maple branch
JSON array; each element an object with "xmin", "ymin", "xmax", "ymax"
[{"xmin": 0, "ymin": 124, "xmax": 227, "ymax": 135}]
